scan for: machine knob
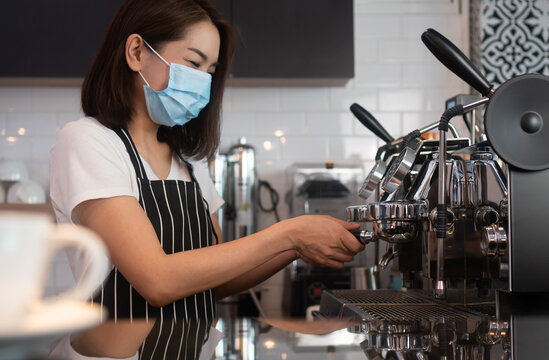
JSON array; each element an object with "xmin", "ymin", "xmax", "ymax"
[
  {"xmin": 481, "ymin": 225, "xmax": 507, "ymax": 257},
  {"xmin": 475, "ymin": 206, "xmax": 499, "ymax": 227}
]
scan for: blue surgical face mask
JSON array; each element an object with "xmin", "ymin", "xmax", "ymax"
[{"xmin": 138, "ymin": 39, "xmax": 212, "ymax": 127}]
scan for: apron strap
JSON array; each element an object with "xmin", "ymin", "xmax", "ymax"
[
  {"xmin": 179, "ymin": 157, "xmax": 219, "ymax": 245},
  {"xmin": 114, "ymin": 127, "xmax": 218, "ymax": 245},
  {"xmin": 114, "ymin": 127, "xmax": 149, "ymax": 180},
  {"xmin": 181, "ymin": 158, "xmax": 199, "ymax": 184}
]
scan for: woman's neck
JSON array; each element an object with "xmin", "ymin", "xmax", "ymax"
[
  {"xmin": 128, "ymin": 89, "xmax": 164, "ymax": 150},
  {"xmin": 127, "ymin": 112, "xmax": 160, "ymax": 148},
  {"xmin": 128, "ymin": 112, "xmax": 173, "ymax": 179},
  {"xmin": 127, "ymin": 86, "xmax": 173, "ymax": 180},
  {"xmin": 128, "ymin": 82, "xmax": 161, "ymax": 147}
]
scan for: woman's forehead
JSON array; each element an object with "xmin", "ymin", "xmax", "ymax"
[{"xmin": 175, "ymin": 21, "xmax": 220, "ymax": 57}]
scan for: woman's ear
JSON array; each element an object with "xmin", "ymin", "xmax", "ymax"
[{"xmin": 125, "ymin": 34, "xmax": 145, "ymax": 72}]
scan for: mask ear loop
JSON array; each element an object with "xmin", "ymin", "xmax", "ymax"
[
  {"xmin": 138, "ymin": 38, "xmax": 171, "ymax": 87},
  {"xmin": 138, "ymin": 71, "xmax": 151, "ymax": 87},
  {"xmin": 142, "ymin": 39, "xmax": 170, "ymax": 66}
]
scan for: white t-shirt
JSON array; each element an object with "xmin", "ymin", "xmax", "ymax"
[{"xmin": 50, "ymin": 117, "xmax": 224, "ymax": 281}]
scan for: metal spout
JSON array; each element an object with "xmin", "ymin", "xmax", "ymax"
[{"xmin": 379, "ymin": 246, "xmax": 397, "ymax": 270}]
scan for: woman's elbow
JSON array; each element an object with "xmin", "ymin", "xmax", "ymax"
[
  {"xmin": 134, "ymin": 268, "xmax": 203, "ymax": 307},
  {"xmin": 131, "ymin": 272, "xmax": 176, "ymax": 307},
  {"xmin": 140, "ymin": 284, "xmax": 175, "ymax": 308},
  {"xmin": 138, "ymin": 276, "xmax": 199, "ymax": 307}
]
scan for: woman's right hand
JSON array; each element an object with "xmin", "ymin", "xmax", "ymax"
[{"xmin": 273, "ymin": 215, "xmax": 364, "ymax": 268}]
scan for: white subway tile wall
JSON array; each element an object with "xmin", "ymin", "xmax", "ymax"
[{"xmin": 1, "ymin": 0, "xmax": 469, "ymax": 313}]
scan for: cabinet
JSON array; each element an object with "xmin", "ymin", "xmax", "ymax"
[
  {"xmin": 0, "ymin": 0, "xmax": 353, "ymax": 85},
  {"xmin": 213, "ymin": 0, "xmax": 354, "ymax": 84},
  {"xmin": 0, "ymin": 0, "xmax": 125, "ymax": 84}
]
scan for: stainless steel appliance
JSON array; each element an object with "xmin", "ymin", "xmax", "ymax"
[
  {"xmin": 288, "ymin": 162, "xmax": 364, "ymax": 220},
  {"xmin": 320, "ymin": 28, "xmax": 549, "ymax": 359},
  {"xmin": 285, "ymin": 162, "xmax": 369, "ymax": 316},
  {"xmin": 211, "ymin": 138, "xmax": 257, "ymax": 242}
]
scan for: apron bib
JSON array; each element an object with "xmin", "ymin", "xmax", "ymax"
[{"xmin": 91, "ymin": 128, "xmax": 217, "ymax": 360}]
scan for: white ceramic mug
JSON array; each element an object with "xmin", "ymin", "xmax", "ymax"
[{"xmin": 0, "ymin": 211, "xmax": 109, "ymax": 332}]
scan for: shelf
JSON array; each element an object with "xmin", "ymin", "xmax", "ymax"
[{"xmin": 0, "ymin": 203, "xmax": 55, "ymax": 217}]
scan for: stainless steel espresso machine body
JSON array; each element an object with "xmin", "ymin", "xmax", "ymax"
[
  {"xmin": 349, "ymin": 138, "xmax": 509, "ymax": 301},
  {"xmin": 320, "ymin": 28, "xmax": 549, "ymax": 360}
]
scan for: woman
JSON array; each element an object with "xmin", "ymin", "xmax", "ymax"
[{"xmin": 49, "ymin": 0, "xmax": 363, "ymax": 359}]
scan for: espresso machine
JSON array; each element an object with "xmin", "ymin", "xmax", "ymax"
[{"xmin": 320, "ymin": 28, "xmax": 549, "ymax": 359}]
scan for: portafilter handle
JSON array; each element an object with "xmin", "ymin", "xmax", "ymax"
[
  {"xmin": 350, "ymin": 103, "xmax": 394, "ymax": 143},
  {"xmin": 350, "ymin": 230, "xmax": 376, "ymax": 245},
  {"xmin": 421, "ymin": 28, "xmax": 493, "ymax": 97}
]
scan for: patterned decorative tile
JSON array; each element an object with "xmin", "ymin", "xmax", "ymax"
[{"xmin": 481, "ymin": 0, "xmax": 549, "ymax": 85}]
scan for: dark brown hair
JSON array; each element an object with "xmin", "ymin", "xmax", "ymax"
[{"xmin": 81, "ymin": 0, "xmax": 234, "ymax": 161}]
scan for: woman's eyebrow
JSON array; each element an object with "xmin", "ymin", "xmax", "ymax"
[{"xmin": 188, "ymin": 48, "xmax": 219, "ymax": 67}]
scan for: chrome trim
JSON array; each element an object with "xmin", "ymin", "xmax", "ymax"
[
  {"xmin": 410, "ymin": 158, "xmax": 439, "ymax": 201},
  {"xmin": 359, "ymin": 160, "xmax": 387, "ymax": 200},
  {"xmin": 347, "ymin": 201, "xmax": 429, "ymax": 222},
  {"xmin": 381, "ymin": 143, "xmax": 421, "ymax": 194},
  {"xmin": 507, "ymin": 170, "xmax": 513, "ymax": 292},
  {"xmin": 462, "ymin": 96, "xmax": 490, "ymax": 112}
]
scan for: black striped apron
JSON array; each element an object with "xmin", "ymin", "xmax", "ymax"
[{"xmin": 92, "ymin": 128, "xmax": 217, "ymax": 360}]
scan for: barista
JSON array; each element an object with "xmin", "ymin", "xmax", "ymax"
[{"xmin": 49, "ymin": 0, "xmax": 364, "ymax": 359}]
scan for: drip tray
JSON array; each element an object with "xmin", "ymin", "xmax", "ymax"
[{"xmin": 320, "ymin": 289, "xmax": 488, "ymax": 329}]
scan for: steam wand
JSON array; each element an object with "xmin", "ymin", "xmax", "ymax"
[
  {"xmin": 374, "ymin": 122, "xmax": 461, "ymax": 161},
  {"xmin": 434, "ymin": 97, "xmax": 490, "ymax": 299}
]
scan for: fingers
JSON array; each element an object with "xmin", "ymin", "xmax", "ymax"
[
  {"xmin": 340, "ymin": 228, "xmax": 365, "ymax": 253},
  {"xmin": 321, "ymin": 216, "xmax": 364, "ymax": 253},
  {"xmin": 297, "ymin": 244, "xmax": 354, "ymax": 268},
  {"xmin": 289, "ymin": 215, "xmax": 365, "ymax": 269},
  {"xmin": 324, "ymin": 216, "xmax": 361, "ymax": 230},
  {"xmin": 298, "ymin": 252, "xmax": 345, "ymax": 269}
]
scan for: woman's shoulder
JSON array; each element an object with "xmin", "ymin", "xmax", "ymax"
[
  {"xmin": 51, "ymin": 117, "xmax": 130, "ymax": 170},
  {"xmin": 55, "ymin": 117, "xmax": 123, "ymax": 150},
  {"xmin": 57, "ymin": 117, "xmax": 116, "ymax": 139}
]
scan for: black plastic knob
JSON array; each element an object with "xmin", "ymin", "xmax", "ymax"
[{"xmin": 520, "ymin": 111, "xmax": 543, "ymax": 134}]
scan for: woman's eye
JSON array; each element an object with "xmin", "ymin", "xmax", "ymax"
[{"xmin": 187, "ymin": 60, "xmax": 200, "ymax": 68}]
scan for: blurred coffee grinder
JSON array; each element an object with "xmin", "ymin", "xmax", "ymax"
[{"xmin": 284, "ymin": 162, "xmax": 373, "ymax": 317}]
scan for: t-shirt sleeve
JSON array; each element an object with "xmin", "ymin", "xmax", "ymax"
[
  {"xmin": 190, "ymin": 158, "xmax": 224, "ymax": 215},
  {"xmin": 50, "ymin": 120, "xmax": 137, "ymax": 223}
]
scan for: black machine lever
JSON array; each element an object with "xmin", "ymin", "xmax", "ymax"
[
  {"xmin": 421, "ymin": 28, "xmax": 493, "ymax": 97},
  {"xmin": 350, "ymin": 103, "xmax": 394, "ymax": 144}
]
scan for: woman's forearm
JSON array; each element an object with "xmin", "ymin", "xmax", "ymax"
[
  {"xmin": 158, "ymin": 225, "xmax": 295, "ymax": 305},
  {"xmin": 215, "ymin": 249, "xmax": 298, "ymax": 300}
]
